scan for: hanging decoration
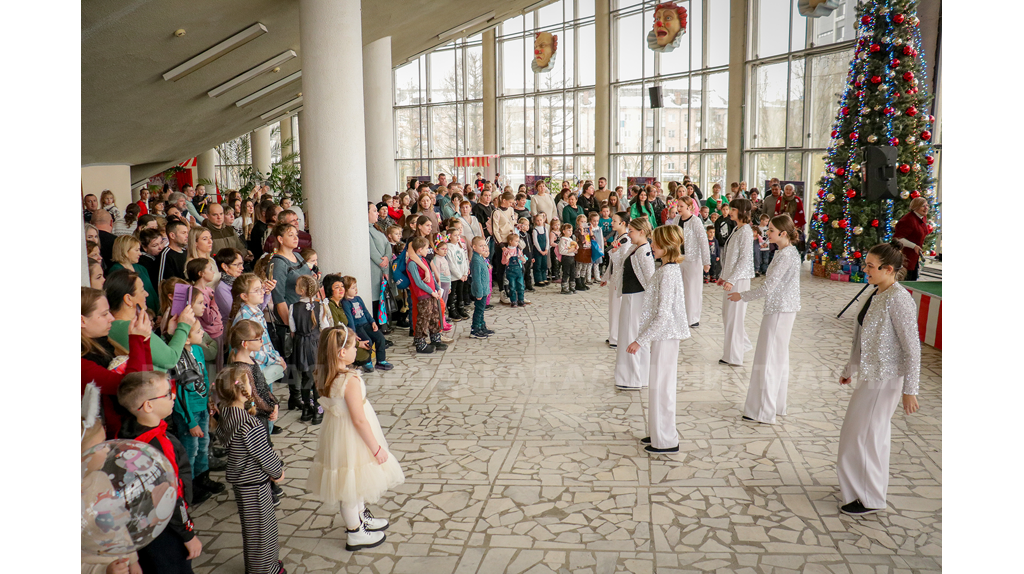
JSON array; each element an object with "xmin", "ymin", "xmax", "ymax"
[
  {"xmin": 798, "ymin": 0, "xmax": 842, "ymax": 18},
  {"xmin": 531, "ymin": 32, "xmax": 558, "ymax": 73},
  {"xmin": 647, "ymin": 2, "xmax": 687, "ymax": 53}
]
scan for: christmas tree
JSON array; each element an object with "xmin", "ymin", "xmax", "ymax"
[{"xmin": 808, "ymin": 0, "xmax": 938, "ymax": 268}]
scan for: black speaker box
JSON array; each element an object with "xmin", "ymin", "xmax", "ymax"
[
  {"xmin": 863, "ymin": 145, "xmax": 899, "ymax": 201},
  {"xmin": 648, "ymin": 86, "xmax": 663, "ymax": 109}
]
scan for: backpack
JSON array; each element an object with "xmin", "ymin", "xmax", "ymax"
[{"xmin": 391, "ymin": 244, "xmax": 411, "ymax": 290}]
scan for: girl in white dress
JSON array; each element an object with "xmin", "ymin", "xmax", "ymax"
[
  {"xmin": 600, "ymin": 211, "xmax": 632, "ymax": 348},
  {"xmin": 837, "ymin": 241, "xmax": 920, "ymax": 516},
  {"xmin": 626, "ymin": 225, "xmax": 691, "ymax": 454},
  {"xmin": 718, "ymin": 198, "xmax": 755, "ymax": 366},
  {"xmin": 307, "ymin": 326, "xmax": 405, "ymax": 550},
  {"xmin": 613, "ymin": 218, "xmax": 656, "ymax": 390},
  {"xmin": 728, "ymin": 214, "xmax": 801, "ymax": 424}
]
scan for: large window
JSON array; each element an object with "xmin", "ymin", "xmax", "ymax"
[
  {"xmin": 497, "ymin": 0, "xmax": 596, "ymax": 188},
  {"xmin": 393, "ymin": 37, "xmax": 484, "ymax": 189},
  {"xmin": 611, "ymin": 0, "xmax": 729, "ymax": 191}
]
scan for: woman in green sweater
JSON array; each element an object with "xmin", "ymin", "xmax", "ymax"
[
  {"xmin": 629, "ymin": 188, "xmax": 658, "ymax": 230},
  {"xmin": 104, "ymin": 268, "xmax": 196, "ymax": 372},
  {"xmin": 108, "ymin": 235, "xmax": 159, "ymax": 312}
]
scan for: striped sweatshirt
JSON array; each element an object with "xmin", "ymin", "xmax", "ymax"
[{"xmin": 216, "ymin": 406, "xmax": 283, "ymax": 486}]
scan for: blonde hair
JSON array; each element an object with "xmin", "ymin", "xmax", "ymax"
[
  {"xmin": 652, "ymin": 225, "xmax": 684, "ymax": 263},
  {"xmin": 628, "ymin": 217, "xmax": 653, "ymax": 237},
  {"xmin": 111, "ymin": 235, "xmax": 141, "ymax": 267},
  {"xmin": 100, "ymin": 189, "xmax": 116, "ymax": 207},
  {"xmin": 909, "ymin": 197, "xmax": 928, "ymax": 212},
  {"xmin": 229, "ymin": 273, "xmax": 262, "ymax": 321},
  {"xmin": 213, "ymin": 366, "xmax": 257, "ymax": 415},
  {"xmin": 186, "ymin": 227, "xmax": 212, "ymax": 262},
  {"xmin": 315, "ymin": 326, "xmax": 358, "ymax": 397}
]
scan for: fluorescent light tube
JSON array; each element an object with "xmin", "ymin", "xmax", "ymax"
[
  {"xmin": 260, "ymin": 96, "xmax": 302, "ymax": 120},
  {"xmin": 235, "ymin": 71, "xmax": 302, "ymax": 107},
  {"xmin": 163, "ymin": 23, "xmax": 268, "ymax": 82},
  {"xmin": 208, "ymin": 50, "xmax": 296, "ymax": 97},
  {"xmin": 437, "ymin": 12, "xmax": 495, "ymax": 40}
]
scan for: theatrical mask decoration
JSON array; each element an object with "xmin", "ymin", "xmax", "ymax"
[
  {"xmin": 797, "ymin": 0, "xmax": 841, "ymax": 18},
  {"xmin": 532, "ymin": 31, "xmax": 558, "ymax": 73},
  {"xmin": 647, "ymin": 2, "xmax": 687, "ymax": 53}
]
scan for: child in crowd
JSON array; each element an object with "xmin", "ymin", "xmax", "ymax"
[
  {"xmin": 230, "ymin": 273, "xmax": 286, "ymax": 392},
  {"xmin": 573, "ymin": 215, "xmax": 592, "ymax": 291},
  {"xmin": 101, "ymin": 189, "xmax": 121, "ymax": 223},
  {"xmin": 288, "ymin": 274, "xmax": 330, "ymax": 424},
  {"xmin": 558, "ymin": 223, "xmax": 579, "ymax": 294},
  {"xmin": 408, "ymin": 237, "xmax": 447, "ymax": 354},
  {"xmin": 186, "ymin": 258, "xmax": 224, "ymax": 353},
  {"xmin": 588, "ymin": 212, "xmax": 605, "ymax": 283},
  {"xmin": 626, "ymin": 225, "xmax": 691, "ymax": 454},
  {"xmin": 517, "ymin": 217, "xmax": 535, "ymax": 294},
  {"xmin": 531, "ymin": 213, "xmax": 549, "ymax": 286},
  {"xmin": 433, "ymin": 237, "xmax": 455, "ymax": 330},
  {"xmin": 307, "ymin": 327, "xmax": 404, "ymax": 551},
  {"xmin": 502, "ymin": 232, "xmax": 528, "ymax": 308},
  {"xmin": 598, "ymin": 205, "xmax": 613, "ymax": 276},
  {"xmin": 386, "ymin": 225, "xmax": 410, "ymax": 328},
  {"xmin": 445, "ymin": 223, "xmax": 471, "ymax": 321},
  {"xmin": 755, "ymin": 214, "xmax": 771, "ymax": 276},
  {"xmin": 514, "ymin": 194, "xmax": 531, "ymax": 231},
  {"xmin": 601, "ymin": 211, "xmax": 632, "ymax": 348},
  {"xmin": 706, "ymin": 225, "xmax": 721, "ymax": 283},
  {"xmin": 170, "ymin": 319, "xmax": 225, "ymax": 506},
  {"xmin": 339, "ymin": 276, "xmax": 393, "ymax": 372},
  {"xmin": 549, "ymin": 217, "xmax": 562, "ymax": 283},
  {"xmin": 214, "ymin": 366, "xmax": 286, "ymax": 574},
  {"xmin": 229, "ymin": 319, "xmax": 283, "ymax": 487},
  {"xmin": 117, "ymin": 371, "xmax": 202, "ymax": 572},
  {"xmin": 469, "ymin": 237, "xmax": 493, "ymax": 338},
  {"xmin": 700, "ymin": 205, "xmax": 711, "ymax": 227}
]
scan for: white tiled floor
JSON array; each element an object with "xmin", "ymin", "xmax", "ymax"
[{"xmin": 192, "ymin": 267, "xmax": 941, "ymax": 573}]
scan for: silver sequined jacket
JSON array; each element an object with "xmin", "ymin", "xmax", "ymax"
[
  {"xmin": 681, "ymin": 215, "xmax": 711, "ymax": 266},
  {"xmin": 623, "ymin": 242, "xmax": 657, "ymax": 290},
  {"xmin": 636, "ymin": 264, "xmax": 691, "ymax": 347},
  {"xmin": 740, "ymin": 245, "xmax": 801, "ymax": 315},
  {"xmin": 841, "ymin": 283, "xmax": 921, "ymax": 395},
  {"xmin": 601, "ymin": 233, "xmax": 633, "ymax": 290},
  {"xmin": 721, "ymin": 224, "xmax": 754, "ymax": 283}
]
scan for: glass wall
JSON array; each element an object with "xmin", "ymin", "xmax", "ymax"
[
  {"xmin": 393, "ymin": 37, "xmax": 484, "ymax": 190},
  {"xmin": 497, "ymin": 0, "xmax": 596, "ymax": 189},
  {"xmin": 610, "ymin": 0, "xmax": 730, "ymax": 191}
]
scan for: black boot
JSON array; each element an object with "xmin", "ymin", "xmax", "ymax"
[
  {"xmin": 198, "ymin": 470, "xmax": 226, "ymax": 494},
  {"xmin": 287, "ymin": 386, "xmax": 302, "ymax": 410},
  {"xmin": 310, "ymin": 388, "xmax": 323, "ymax": 425},
  {"xmin": 579, "ymin": 278, "xmax": 590, "ymax": 291},
  {"xmin": 190, "ymin": 478, "xmax": 213, "ymax": 506},
  {"xmin": 300, "ymin": 388, "xmax": 313, "ymax": 422}
]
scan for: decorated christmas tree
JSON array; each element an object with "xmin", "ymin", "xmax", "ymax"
[{"xmin": 809, "ymin": 0, "xmax": 938, "ymax": 269}]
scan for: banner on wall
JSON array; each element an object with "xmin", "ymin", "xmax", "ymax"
[
  {"xmin": 525, "ymin": 175, "xmax": 551, "ymax": 187},
  {"xmin": 627, "ymin": 177, "xmax": 656, "ymax": 188}
]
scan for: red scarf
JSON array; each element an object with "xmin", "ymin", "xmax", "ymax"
[
  {"xmin": 136, "ymin": 420, "xmax": 186, "ymax": 501},
  {"xmin": 388, "ymin": 206, "xmax": 404, "ymax": 221}
]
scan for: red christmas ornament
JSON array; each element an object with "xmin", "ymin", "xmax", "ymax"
[
  {"xmin": 910, "ymin": 191, "xmax": 921, "ymax": 198},
  {"xmin": 893, "ymin": 92, "xmax": 902, "ymax": 99},
  {"xmin": 861, "ymin": 15, "xmax": 872, "ymax": 25},
  {"xmin": 891, "ymin": 13, "xmax": 905, "ymax": 24},
  {"xmin": 826, "ymin": 242, "xmax": 832, "ymax": 250},
  {"xmin": 849, "ymin": 131, "xmax": 858, "ymax": 141},
  {"xmin": 906, "ymin": 105, "xmax": 918, "ymax": 116},
  {"xmin": 839, "ymin": 219, "xmax": 848, "ymax": 229},
  {"xmin": 902, "ymin": 46, "xmax": 913, "ymax": 56},
  {"xmin": 928, "ymin": 114, "xmax": 935, "ymax": 122},
  {"xmin": 854, "ymin": 81, "xmax": 863, "ymax": 89},
  {"xmin": 835, "ymin": 167, "xmax": 846, "ymax": 176},
  {"xmin": 846, "ymin": 189, "xmax": 857, "ymax": 198},
  {"xmin": 921, "ymin": 130, "xmax": 932, "ymax": 141},
  {"xmin": 817, "ymin": 189, "xmax": 827, "ymax": 198},
  {"xmin": 831, "ymin": 129, "xmax": 839, "ymax": 138},
  {"xmin": 840, "ymin": 106, "xmax": 850, "ymax": 115},
  {"xmin": 888, "ymin": 137, "xmax": 900, "ymax": 146},
  {"xmin": 884, "ymin": 106, "xmax": 895, "ymax": 115},
  {"xmin": 903, "ymin": 71, "xmax": 915, "ymax": 82},
  {"xmin": 853, "ymin": 251, "xmax": 862, "ymax": 259},
  {"xmin": 870, "ymin": 219, "xmax": 880, "ymax": 227},
  {"xmin": 810, "ymin": 240, "xmax": 818, "ymax": 249},
  {"xmin": 869, "ymin": 43, "xmax": 881, "ymax": 53},
  {"xmin": 855, "ymin": 90, "xmax": 865, "ymax": 98},
  {"xmin": 821, "ymin": 214, "xmax": 829, "ymax": 223},
  {"xmin": 899, "ymin": 164, "xmax": 911, "ymax": 174},
  {"xmin": 890, "ymin": 58, "xmax": 901, "ymax": 68},
  {"xmin": 870, "ymin": 75, "xmax": 882, "ymax": 84},
  {"xmin": 927, "ymin": 225, "xmax": 934, "ymax": 234},
  {"xmin": 929, "ymin": 250, "xmax": 936, "ymax": 256},
  {"xmin": 926, "ymin": 156, "xmax": 935, "ymax": 165}
]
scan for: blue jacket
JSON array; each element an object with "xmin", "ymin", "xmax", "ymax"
[
  {"xmin": 470, "ymin": 252, "xmax": 490, "ymax": 299},
  {"xmin": 340, "ymin": 296, "xmax": 373, "ymax": 328}
]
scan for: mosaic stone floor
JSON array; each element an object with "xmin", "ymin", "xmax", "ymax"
[{"xmin": 192, "ymin": 265, "xmax": 942, "ymax": 574}]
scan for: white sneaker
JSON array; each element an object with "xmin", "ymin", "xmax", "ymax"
[
  {"xmin": 345, "ymin": 523, "xmax": 386, "ymax": 551},
  {"xmin": 439, "ymin": 334, "xmax": 455, "ymax": 344},
  {"xmin": 523, "ymin": 298, "xmax": 531, "ymax": 305},
  {"xmin": 500, "ymin": 294, "xmax": 510, "ymax": 305},
  {"xmin": 362, "ymin": 508, "xmax": 389, "ymax": 532}
]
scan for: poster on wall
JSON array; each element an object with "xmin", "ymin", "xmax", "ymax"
[
  {"xmin": 531, "ymin": 32, "xmax": 557, "ymax": 73},
  {"xmin": 627, "ymin": 176, "xmax": 656, "ymax": 188},
  {"xmin": 525, "ymin": 175, "xmax": 551, "ymax": 187},
  {"xmin": 647, "ymin": 2, "xmax": 687, "ymax": 53}
]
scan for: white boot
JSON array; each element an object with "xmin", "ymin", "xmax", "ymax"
[
  {"xmin": 345, "ymin": 522, "xmax": 386, "ymax": 551},
  {"xmin": 362, "ymin": 508, "xmax": 389, "ymax": 532}
]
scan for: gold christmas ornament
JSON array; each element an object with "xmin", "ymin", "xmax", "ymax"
[
  {"xmin": 900, "ymin": 191, "xmax": 910, "ymax": 199},
  {"xmin": 867, "ymin": 134, "xmax": 878, "ymax": 143},
  {"xmin": 854, "ymin": 226, "xmax": 863, "ymax": 235},
  {"xmin": 826, "ymin": 193, "xmax": 835, "ymax": 202},
  {"xmin": 906, "ymin": 135, "xmax": 916, "ymax": 144},
  {"xmin": 832, "ymin": 220, "xmax": 840, "ymax": 228}
]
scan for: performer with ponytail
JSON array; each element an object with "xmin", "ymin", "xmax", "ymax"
[
  {"xmin": 718, "ymin": 198, "xmax": 755, "ymax": 366},
  {"xmin": 613, "ymin": 218, "xmax": 656, "ymax": 390}
]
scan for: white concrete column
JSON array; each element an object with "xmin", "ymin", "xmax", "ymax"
[
  {"xmin": 279, "ymin": 119, "xmax": 293, "ymax": 166},
  {"xmin": 726, "ymin": 0, "xmax": 748, "ymax": 187},
  {"xmin": 363, "ymin": 36, "xmax": 395, "ymax": 200},
  {"xmin": 300, "ymin": 0, "xmax": 372, "ymax": 292},
  {"xmin": 291, "ymin": 115, "xmax": 300, "ymax": 158},
  {"xmin": 483, "ymin": 29, "xmax": 497, "ymax": 155},
  {"xmin": 595, "ymin": 0, "xmax": 611, "ymax": 183},
  {"xmin": 197, "ymin": 149, "xmax": 217, "ymax": 188},
  {"xmin": 251, "ymin": 126, "xmax": 272, "ymax": 177}
]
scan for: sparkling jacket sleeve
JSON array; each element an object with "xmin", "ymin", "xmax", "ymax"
[
  {"xmin": 888, "ymin": 287, "xmax": 921, "ymax": 395},
  {"xmin": 740, "ymin": 245, "xmax": 802, "ymax": 314},
  {"xmin": 683, "ymin": 216, "xmax": 710, "ymax": 266},
  {"xmin": 631, "ymin": 243, "xmax": 657, "ymax": 290},
  {"xmin": 721, "ymin": 224, "xmax": 755, "ymax": 284},
  {"xmin": 635, "ymin": 265, "xmax": 691, "ymax": 347}
]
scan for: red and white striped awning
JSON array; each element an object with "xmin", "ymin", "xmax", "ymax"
[
  {"xmin": 178, "ymin": 157, "xmax": 198, "ymax": 168},
  {"xmin": 454, "ymin": 155, "xmax": 499, "ymax": 168}
]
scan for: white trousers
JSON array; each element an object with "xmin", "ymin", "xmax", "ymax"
[
  {"xmin": 648, "ymin": 339, "xmax": 680, "ymax": 448},
  {"xmin": 721, "ymin": 278, "xmax": 752, "ymax": 365},
  {"xmin": 608, "ymin": 283, "xmax": 622, "ymax": 345},
  {"xmin": 837, "ymin": 376, "xmax": 904, "ymax": 509},
  {"xmin": 614, "ymin": 293, "xmax": 649, "ymax": 388},
  {"xmin": 681, "ymin": 258, "xmax": 704, "ymax": 325},
  {"xmin": 743, "ymin": 312, "xmax": 796, "ymax": 424}
]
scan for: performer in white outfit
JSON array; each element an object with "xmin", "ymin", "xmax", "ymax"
[
  {"xmin": 627, "ymin": 225, "xmax": 690, "ymax": 454},
  {"xmin": 676, "ymin": 199, "xmax": 711, "ymax": 327},
  {"xmin": 836, "ymin": 241, "xmax": 920, "ymax": 516},
  {"xmin": 600, "ymin": 211, "xmax": 633, "ymax": 348},
  {"xmin": 728, "ymin": 214, "xmax": 801, "ymax": 424},
  {"xmin": 718, "ymin": 198, "xmax": 755, "ymax": 366},
  {"xmin": 613, "ymin": 218, "xmax": 656, "ymax": 390}
]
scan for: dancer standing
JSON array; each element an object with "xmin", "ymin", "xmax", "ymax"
[
  {"xmin": 836, "ymin": 242, "xmax": 920, "ymax": 516},
  {"xmin": 728, "ymin": 214, "xmax": 801, "ymax": 424},
  {"xmin": 626, "ymin": 225, "xmax": 690, "ymax": 453},
  {"xmin": 677, "ymin": 198, "xmax": 711, "ymax": 327},
  {"xmin": 718, "ymin": 198, "xmax": 754, "ymax": 366},
  {"xmin": 613, "ymin": 218, "xmax": 655, "ymax": 390},
  {"xmin": 600, "ymin": 211, "xmax": 632, "ymax": 348}
]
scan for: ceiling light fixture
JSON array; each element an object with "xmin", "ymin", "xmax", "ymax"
[
  {"xmin": 261, "ymin": 106, "xmax": 302, "ymax": 129},
  {"xmin": 260, "ymin": 96, "xmax": 303, "ymax": 120},
  {"xmin": 235, "ymin": 71, "xmax": 302, "ymax": 107},
  {"xmin": 163, "ymin": 23, "xmax": 268, "ymax": 82},
  {"xmin": 437, "ymin": 12, "xmax": 495, "ymax": 40},
  {"xmin": 207, "ymin": 50, "xmax": 296, "ymax": 97},
  {"xmin": 522, "ymin": 0, "xmax": 556, "ymax": 15}
]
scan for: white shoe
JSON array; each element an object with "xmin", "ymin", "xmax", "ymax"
[
  {"xmin": 500, "ymin": 295, "xmax": 510, "ymax": 305},
  {"xmin": 523, "ymin": 298, "xmax": 531, "ymax": 305},
  {"xmin": 362, "ymin": 508, "xmax": 389, "ymax": 532},
  {"xmin": 346, "ymin": 523, "xmax": 386, "ymax": 551},
  {"xmin": 439, "ymin": 334, "xmax": 454, "ymax": 344}
]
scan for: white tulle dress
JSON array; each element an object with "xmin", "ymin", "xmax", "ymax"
[{"xmin": 306, "ymin": 372, "xmax": 405, "ymax": 506}]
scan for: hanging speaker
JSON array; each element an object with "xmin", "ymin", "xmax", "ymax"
[
  {"xmin": 863, "ymin": 145, "xmax": 899, "ymax": 201},
  {"xmin": 648, "ymin": 86, "xmax": 663, "ymax": 109}
]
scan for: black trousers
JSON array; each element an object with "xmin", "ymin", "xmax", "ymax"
[
  {"xmin": 491, "ymin": 245, "xmax": 507, "ymax": 298},
  {"xmin": 137, "ymin": 527, "xmax": 192, "ymax": 574},
  {"xmin": 450, "ymin": 279, "xmax": 466, "ymax": 309},
  {"xmin": 234, "ymin": 482, "xmax": 280, "ymax": 574}
]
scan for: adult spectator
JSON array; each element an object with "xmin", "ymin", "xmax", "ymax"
[
  {"xmin": 323, "ymin": 273, "xmax": 374, "ymax": 365},
  {"xmin": 648, "ymin": 184, "xmax": 667, "ymax": 222},
  {"xmin": 628, "ymin": 188, "xmax": 657, "ymax": 231},
  {"xmin": 213, "ymin": 247, "xmax": 247, "ymax": 323},
  {"xmin": 594, "ymin": 177, "xmax": 611, "ymax": 203},
  {"xmin": 491, "ymin": 192, "xmax": 519, "ymax": 305},
  {"xmin": 683, "ymin": 175, "xmax": 702, "ymax": 201},
  {"xmin": 705, "ymin": 183, "xmax": 728, "ymax": 216},
  {"xmin": 187, "ymin": 226, "xmax": 220, "ymax": 288},
  {"xmin": 474, "ymin": 172, "xmax": 487, "ymax": 190},
  {"xmin": 748, "ymin": 189, "xmax": 763, "ymax": 220},
  {"xmin": 406, "ymin": 179, "xmax": 421, "ymax": 205},
  {"xmin": 270, "ymin": 222, "xmax": 313, "ymax": 327},
  {"xmin": 91, "ymin": 209, "xmax": 117, "ymax": 268},
  {"xmin": 529, "ymin": 180, "xmax": 557, "ymax": 225},
  {"xmin": 249, "ymin": 199, "xmax": 277, "ymax": 258},
  {"xmin": 578, "ymin": 182, "xmax": 599, "ymax": 216},
  {"xmin": 281, "ymin": 196, "xmax": 305, "ymax": 231},
  {"xmin": 167, "ymin": 192, "xmax": 195, "ymax": 226},
  {"xmin": 236, "ymin": 198, "xmax": 255, "ymax": 239},
  {"xmin": 113, "ymin": 203, "xmax": 140, "ymax": 236},
  {"xmin": 262, "ymin": 210, "xmax": 312, "ymax": 254},
  {"xmin": 739, "ymin": 181, "xmax": 749, "ymax": 196},
  {"xmin": 83, "ymin": 193, "xmax": 99, "ymax": 223},
  {"xmin": 109, "ymin": 235, "xmax": 159, "ymax": 312},
  {"xmin": 135, "ymin": 187, "xmax": 150, "ymax": 215},
  {"xmin": 774, "ymin": 184, "xmax": 806, "ymax": 229},
  {"xmin": 85, "ymin": 223, "xmax": 99, "ymax": 246},
  {"xmin": 368, "ymin": 202, "xmax": 392, "ymax": 325},
  {"xmin": 136, "ymin": 214, "xmax": 158, "ymax": 232},
  {"xmin": 894, "ymin": 197, "xmax": 930, "ymax": 281},
  {"xmin": 203, "ymin": 203, "xmax": 247, "ymax": 256},
  {"xmin": 137, "ymin": 227, "xmax": 165, "ymax": 287},
  {"xmin": 157, "ymin": 219, "xmax": 189, "ymax": 283},
  {"xmin": 181, "ymin": 184, "xmax": 206, "ymax": 224},
  {"xmin": 763, "ymin": 180, "xmax": 782, "ymax": 217},
  {"xmin": 430, "ymin": 173, "xmax": 449, "ymax": 192},
  {"xmin": 88, "ymin": 259, "xmax": 105, "ymax": 290},
  {"xmin": 561, "ymin": 192, "xmax": 587, "ymax": 231},
  {"xmin": 81, "ymin": 286, "xmax": 153, "ymax": 439},
  {"xmin": 472, "ymin": 187, "xmax": 495, "ymax": 242},
  {"xmin": 106, "ymin": 268, "xmax": 195, "ymax": 373}
]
